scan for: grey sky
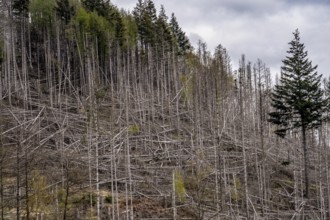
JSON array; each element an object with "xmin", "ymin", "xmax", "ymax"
[{"xmin": 112, "ymin": 0, "xmax": 330, "ymax": 77}]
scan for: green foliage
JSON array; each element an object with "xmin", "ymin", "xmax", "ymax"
[
  {"xmin": 113, "ymin": 12, "xmax": 126, "ymax": 47},
  {"xmin": 87, "ymin": 12, "xmax": 112, "ymax": 40},
  {"xmin": 82, "ymin": 0, "xmax": 110, "ymax": 16},
  {"xmin": 128, "ymin": 124, "xmax": 140, "ymax": 135},
  {"xmin": 71, "ymin": 7, "xmax": 113, "ymax": 54},
  {"xmin": 70, "ymin": 0, "xmax": 81, "ymax": 9},
  {"xmin": 82, "ymin": 0, "xmax": 125, "ymax": 46},
  {"xmin": 56, "ymin": 187, "xmax": 67, "ymax": 204},
  {"xmin": 104, "ymin": 195, "xmax": 112, "ymax": 203},
  {"xmin": 29, "ymin": 0, "xmax": 57, "ymax": 28},
  {"xmin": 269, "ymin": 29, "xmax": 326, "ymax": 137},
  {"xmin": 183, "ymin": 157, "xmax": 213, "ymax": 219},
  {"xmin": 324, "ymin": 77, "xmax": 330, "ymax": 97},
  {"xmin": 170, "ymin": 13, "xmax": 192, "ymax": 55},
  {"xmin": 95, "ymin": 88, "xmax": 107, "ymax": 100},
  {"xmin": 12, "ymin": 0, "xmax": 30, "ymax": 17},
  {"xmin": 144, "ymin": 0, "xmax": 157, "ymax": 44},
  {"xmin": 122, "ymin": 13, "xmax": 138, "ymax": 48},
  {"xmin": 186, "ymin": 52, "xmax": 199, "ymax": 70},
  {"xmin": 72, "ymin": 192, "xmax": 96, "ymax": 206},
  {"xmin": 29, "ymin": 170, "xmax": 54, "ymax": 216},
  {"xmin": 133, "ymin": 0, "xmax": 157, "ymax": 47},
  {"xmin": 56, "ymin": 0, "xmax": 76, "ymax": 24},
  {"xmin": 180, "ymin": 74, "xmax": 192, "ymax": 105},
  {"xmin": 230, "ymin": 176, "xmax": 242, "ymax": 202},
  {"xmin": 74, "ymin": 7, "xmax": 90, "ymax": 30},
  {"xmin": 174, "ymin": 170, "xmax": 186, "ymax": 202},
  {"xmin": 323, "ymin": 77, "xmax": 330, "ymax": 118},
  {"xmin": 155, "ymin": 5, "xmax": 173, "ymax": 53}
]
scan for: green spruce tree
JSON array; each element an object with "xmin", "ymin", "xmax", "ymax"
[
  {"xmin": 133, "ymin": 0, "xmax": 157, "ymax": 47},
  {"xmin": 82, "ymin": 0, "xmax": 109, "ymax": 15},
  {"xmin": 12, "ymin": 0, "xmax": 30, "ymax": 17},
  {"xmin": 170, "ymin": 13, "xmax": 191, "ymax": 55},
  {"xmin": 155, "ymin": 5, "xmax": 173, "ymax": 52},
  {"xmin": 269, "ymin": 29, "xmax": 326, "ymax": 198},
  {"xmin": 56, "ymin": 0, "xmax": 75, "ymax": 24}
]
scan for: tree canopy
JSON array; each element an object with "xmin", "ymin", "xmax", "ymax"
[
  {"xmin": 269, "ymin": 29, "xmax": 326, "ymax": 198},
  {"xmin": 269, "ymin": 29, "xmax": 325, "ymax": 137}
]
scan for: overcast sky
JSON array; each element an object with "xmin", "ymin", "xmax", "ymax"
[{"xmin": 112, "ymin": 0, "xmax": 330, "ymax": 77}]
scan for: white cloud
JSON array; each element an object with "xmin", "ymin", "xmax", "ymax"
[{"xmin": 112, "ymin": 0, "xmax": 330, "ymax": 76}]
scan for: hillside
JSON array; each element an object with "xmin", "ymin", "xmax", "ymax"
[{"xmin": 0, "ymin": 0, "xmax": 329, "ymax": 219}]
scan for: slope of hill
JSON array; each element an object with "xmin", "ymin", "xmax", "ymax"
[{"xmin": 0, "ymin": 0, "xmax": 329, "ymax": 219}]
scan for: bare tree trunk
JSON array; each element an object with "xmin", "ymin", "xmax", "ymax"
[
  {"xmin": 63, "ymin": 161, "xmax": 70, "ymax": 220},
  {"xmin": 325, "ymin": 123, "xmax": 330, "ymax": 219},
  {"xmin": 0, "ymin": 132, "xmax": 4, "ymax": 219},
  {"xmin": 318, "ymin": 127, "xmax": 326, "ymax": 219},
  {"xmin": 86, "ymin": 43, "xmax": 94, "ymax": 219},
  {"xmin": 172, "ymin": 170, "xmax": 177, "ymax": 220},
  {"xmin": 257, "ymin": 61, "xmax": 266, "ymax": 215},
  {"xmin": 239, "ymin": 62, "xmax": 249, "ymax": 218},
  {"xmin": 16, "ymin": 140, "xmax": 20, "ymax": 220},
  {"xmin": 302, "ymin": 124, "xmax": 309, "ymax": 198},
  {"xmin": 125, "ymin": 87, "xmax": 133, "ymax": 220},
  {"xmin": 24, "ymin": 143, "xmax": 29, "ymax": 220}
]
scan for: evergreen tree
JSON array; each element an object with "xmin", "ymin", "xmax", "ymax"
[
  {"xmin": 113, "ymin": 10, "xmax": 125, "ymax": 47},
  {"xmin": 144, "ymin": 0, "xmax": 157, "ymax": 45},
  {"xmin": 82, "ymin": 0, "xmax": 125, "ymax": 47},
  {"xmin": 324, "ymin": 77, "xmax": 330, "ymax": 98},
  {"xmin": 155, "ymin": 5, "xmax": 172, "ymax": 51},
  {"xmin": 145, "ymin": 0, "xmax": 157, "ymax": 23},
  {"xmin": 82, "ymin": 0, "xmax": 109, "ymax": 15},
  {"xmin": 133, "ymin": 0, "xmax": 145, "ymax": 46},
  {"xmin": 122, "ymin": 12, "xmax": 138, "ymax": 48},
  {"xmin": 56, "ymin": 0, "xmax": 75, "ymax": 24},
  {"xmin": 12, "ymin": 0, "xmax": 30, "ymax": 17},
  {"xmin": 132, "ymin": 0, "xmax": 144, "ymax": 26},
  {"xmin": 269, "ymin": 29, "xmax": 326, "ymax": 198},
  {"xmin": 323, "ymin": 77, "xmax": 330, "ymax": 120},
  {"xmin": 133, "ymin": 0, "xmax": 157, "ymax": 47},
  {"xmin": 170, "ymin": 13, "xmax": 191, "ymax": 55}
]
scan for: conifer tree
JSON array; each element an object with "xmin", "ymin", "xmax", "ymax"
[
  {"xmin": 83, "ymin": 1, "xmax": 124, "ymax": 47},
  {"xmin": 170, "ymin": 13, "xmax": 191, "ymax": 55},
  {"xmin": 323, "ymin": 77, "xmax": 330, "ymax": 120},
  {"xmin": 324, "ymin": 77, "xmax": 330, "ymax": 98},
  {"xmin": 82, "ymin": 0, "xmax": 109, "ymax": 15},
  {"xmin": 12, "ymin": 0, "xmax": 30, "ymax": 17},
  {"xmin": 133, "ymin": 0, "xmax": 157, "ymax": 47},
  {"xmin": 269, "ymin": 29, "xmax": 326, "ymax": 198},
  {"xmin": 122, "ymin": 12, "xmax": 138, "ymax": 47},
  {"xmin": 56, "ymin": 0, "xmax": 75, "ymax": 24},
  {"xmin": 111, "ymin": 9, "xmax": 125, "ymax": 48},
  {"xmin": 156, "ymin": 5, "xmax": 172, "ymax": 52}
]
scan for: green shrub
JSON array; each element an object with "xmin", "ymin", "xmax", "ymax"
[
  {"xmin": 174, "ymin": 170, "xmax": 186, "ymax": 202},
  {"xmin": 72, "ymin": 192, "xmax": 96, "ymax": 206},
  {"xmin": 95, "ymin": 88, "xmax": 107, "ymax": 100},
  {"xmin": 128, "ymin": 124, "xmax": 140, "ymax": 135}
]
